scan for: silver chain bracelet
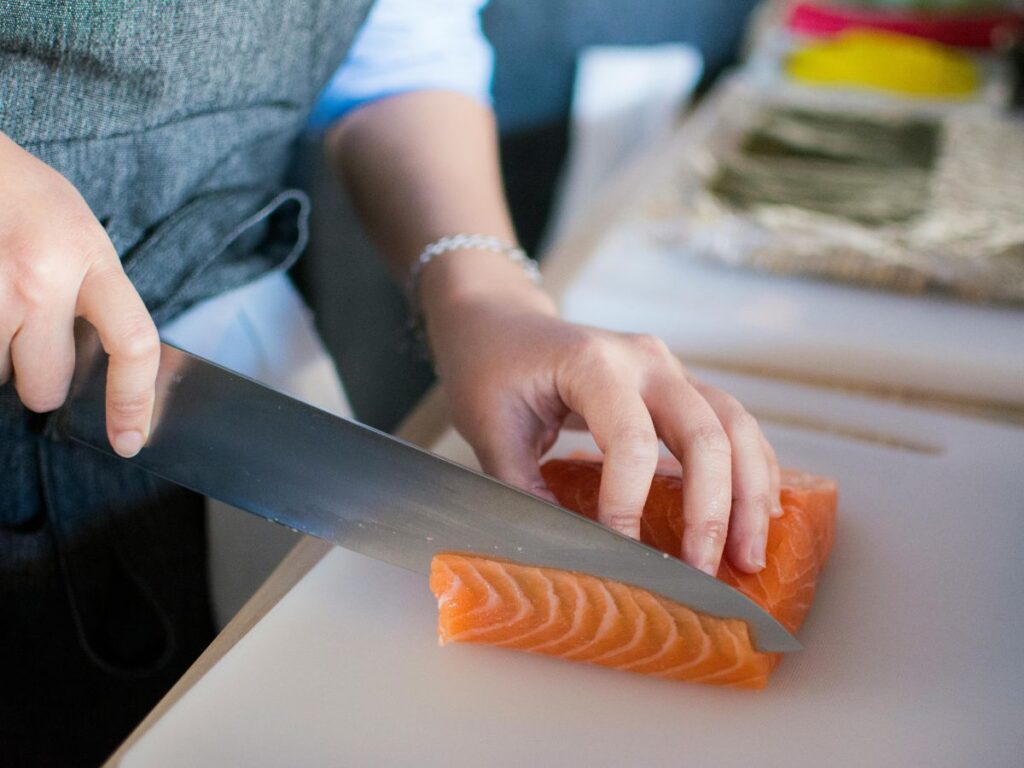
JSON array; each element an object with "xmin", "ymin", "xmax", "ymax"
[
  {"xmin": 405, "ymin": 233, "xmax": 541, "ymax": 310},
  {"xmin": 403, "ymin": 233, "xmax": 542, "ymax": 359}
]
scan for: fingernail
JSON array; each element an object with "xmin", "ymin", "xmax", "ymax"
[
  {"xmin": 749, "ymin": 531, "xmax": 767, "ymax": 570},
  {"xmin": 114, "ymin": 430, "xmax": 144, "ymax": 457}
]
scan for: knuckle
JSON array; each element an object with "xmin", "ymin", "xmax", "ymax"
[
  {"xmin": 611, "ymin": 424, "xmax": 659, "ymax": 460},
  {"xmin": 6, "ymin": 252, "xmax": 60, "ymax": 308},
  {"xmin": 688, "ymin": 421, "xmax": 731, "ymax": 459},
  {"xmin": 111, "ymin": 318, "xmax": 159, "ymax": 363},
  {"xmin": 630, "ymin": 333, "xmax": 670, "ymax": 359},
  {"xmin": 694, "ymin": 517, "xmax": 730, "ymax": 544},
  {"xmin": 1, "ymin": 228, "xmax": 110, "ymax": 311},
  {"xmin": 0, "ymin": 229, "xmax": 35, "ymax": 265},
  {"xmin": 732, "ymin": 409, "xmax": 760, "ymax": 436},
  {"xmin": 615, "ymin": 443, "xmax": 659, "ymax": 470},
  {"xmin": 571, "ymin": 334, "xmax": 616, "ymax": 371},
  {"xmin": 108, "ymin": 389, "xmax": 152, "ymax": 418},
  {"xmin": 740, "ymin": 493, "xmax": 773, "ymax": 521}
]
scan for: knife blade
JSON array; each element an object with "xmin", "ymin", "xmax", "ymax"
[{"xmin": 56, "ymin": 324, "xmax": 799, "ymax": 653}]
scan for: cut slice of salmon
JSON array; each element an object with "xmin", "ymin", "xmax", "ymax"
[{"xmin": 430, "ymin": 458, "xmax": 837, "ymax": 689}]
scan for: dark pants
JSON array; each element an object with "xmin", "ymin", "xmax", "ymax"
[{"xmin": 0, "ymin": 385, "xmax": 214, "ymax": 766}]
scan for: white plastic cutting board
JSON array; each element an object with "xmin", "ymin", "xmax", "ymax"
[
  {"xmin": 124, "ymin": 371, "xmax": 1024, "ymax": 767},
  {"xmin": 559, "ymin": 224, "xmax": 1024, "ymax": 407}
]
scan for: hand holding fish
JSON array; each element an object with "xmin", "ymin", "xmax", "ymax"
[
  {"xmin": 329, "ymin": 91, "xmax": 780, "ymax": 576},
  {"xmin": 421, "ymin": 251, "xmax": 782, "ymax": 576}
]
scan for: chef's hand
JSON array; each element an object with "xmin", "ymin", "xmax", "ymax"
[
  {"xmin": 422, "ymin": 250, "xmax": 782, "ymax": 576},
  {"xmin": 0, "ymin": 131, "xmax": 159, "ymax": 457},
  {"xmin": 328, "ymin": 90, "xmax": 779, "ymax": 574}
]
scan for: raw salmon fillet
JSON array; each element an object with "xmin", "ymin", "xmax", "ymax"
[{"xmin": 429, "ymin": 458, "xmax": 837, "ymax": 689}]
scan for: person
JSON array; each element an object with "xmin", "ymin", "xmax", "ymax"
[{"xmin": 0, "ymin": 0, "xmax": 781, "ymax": 763}]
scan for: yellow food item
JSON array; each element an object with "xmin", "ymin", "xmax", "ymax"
[{"xmin": 786, "ymin": 30, "xmax": 978, "ymax": 98}]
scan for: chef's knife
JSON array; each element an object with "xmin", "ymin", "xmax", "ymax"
[{"xmin": 57, "ymin": 324, "xmax": 800, "ymax": 653}]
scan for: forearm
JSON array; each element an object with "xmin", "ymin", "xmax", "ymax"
[
  {"xmin": 325, "ymin": 90, "xmax": 555, "ymax": 335},
  {"xmin": 325, "ymin": 90, "xmax": 777, "ymax": 575}
]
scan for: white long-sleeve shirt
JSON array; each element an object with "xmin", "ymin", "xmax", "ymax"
[
  {"xmin": 308, "ymin": 0, "xmax": 494, "ymax": 129},
  {"xmin": 166, "ymin": 0, "xmax": 497, "ymax": 369}
]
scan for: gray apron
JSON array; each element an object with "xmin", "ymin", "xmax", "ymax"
[{"xmin": 0, "ymin": 1, "xmax": 372, "ymax": 764}]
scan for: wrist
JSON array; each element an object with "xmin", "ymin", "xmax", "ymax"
[{"xmin": 418, "ymin": 246, "xmax": 557, "ymax": 322}]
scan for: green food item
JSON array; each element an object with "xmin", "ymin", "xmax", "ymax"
[{"xmin": 709, "ymin": 108, "xmax": 940, "ymax": 225}]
